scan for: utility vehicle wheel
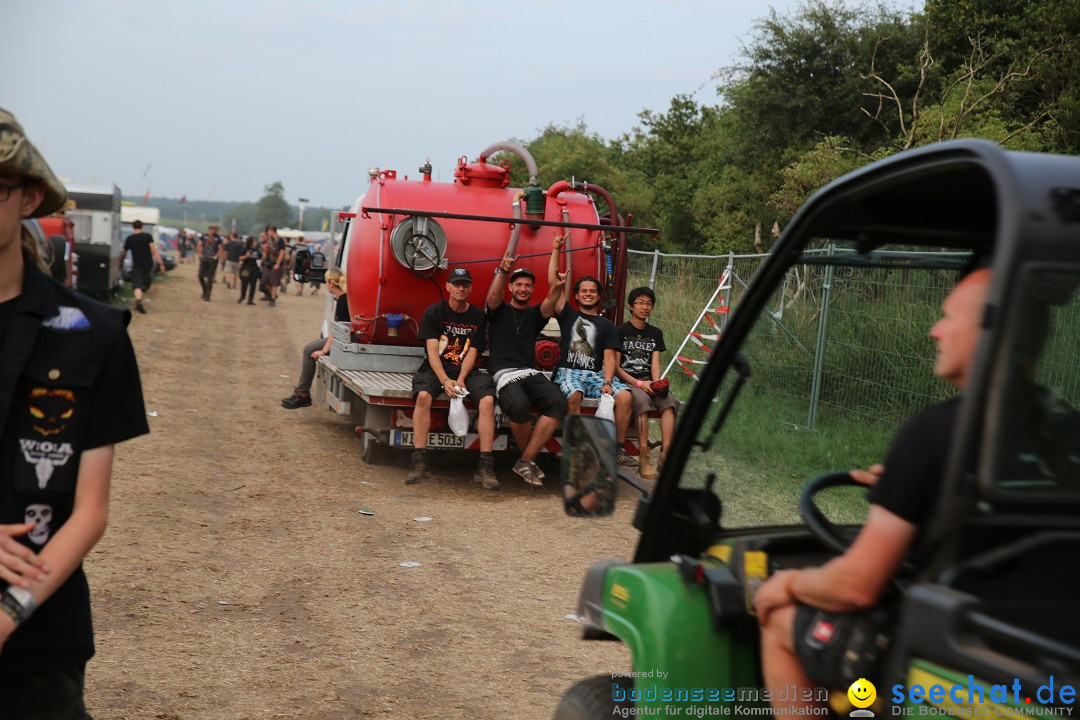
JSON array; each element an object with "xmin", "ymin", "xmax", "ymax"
[{"xmin": 553, "ymin": 675, "xmax": 632, "ymax": 720}]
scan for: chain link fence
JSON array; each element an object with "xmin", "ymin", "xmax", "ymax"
[{"xmin": 625, "ymin": 248, "xmax": 962, "ymax": 435}]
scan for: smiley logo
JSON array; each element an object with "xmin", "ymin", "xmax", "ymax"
[{"xmin": 848, "ymin": 678, "xmax": 877, "ymax": 709}]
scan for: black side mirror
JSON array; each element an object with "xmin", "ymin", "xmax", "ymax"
[{"xmin": 561, "ymin": 415, "xmax": 618, "ymax": 517}]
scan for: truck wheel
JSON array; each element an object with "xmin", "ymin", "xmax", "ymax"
[
  {"xmin": 553, "ymin": 675, "xmax": 632, "ymax": 720},
  {"xmin": 359, "ymin": 431, "xmax": 392, "ymax": 465}
]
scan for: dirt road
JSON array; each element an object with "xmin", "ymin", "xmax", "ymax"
[{"xmin": 84, "ymin": 263, "xmax": 637, "ymax": 719}]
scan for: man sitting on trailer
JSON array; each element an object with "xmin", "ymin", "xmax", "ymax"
[
  {"xmin": 548, "ymin": 235, "xmax": 634, "ymax": 464},
  {"xmin": 406, "ymin": 267, "xmax": 500, "ymax": 489},
  {"xmin": 484, "ymin": 236, "xmax": 568, "ymax": 486}
]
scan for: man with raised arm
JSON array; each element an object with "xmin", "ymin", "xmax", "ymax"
[
  {"xmin": 547, "ymin": 235, "xmax": 634, "ymax": 463},
  {"xmin": 484, "ymin": 236, "xmax": 568, "ymax": 486}
]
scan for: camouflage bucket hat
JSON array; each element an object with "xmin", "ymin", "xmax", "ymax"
[{"xmin": 0, "ymin": 107, "xmax": 67, "ymax": 218}]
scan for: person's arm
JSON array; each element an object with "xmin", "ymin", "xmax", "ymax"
[
  {"xmin": 487, "ymin": 254, "xmax": 514, "ymax": 311},
  {"xmin": 457, "ymin": 347, "xmax": 478, "ymax": 387},
  {"xmin": 601, "ymin": 348, "xmax": 619, "ymax": 395},
  {"xmin": 151, "ymin": 242, "xmax": 166, "ymax": 272},
  {"xmin": 424, "ymin": 338, "xmax": 458, "ymax": 398},
  {"xmin": 548, "ymin": 234, "xmax": 567, "ymax": 315},
  {"xmin": 0, "ymin": 524, "xmax": 49, "ymax": 588},
  {"xmin": 0, "ymin": 445, "xmax": 113, "ymax": 652},
  {"xmin": 754, "ymin": 505, "xmax": 916, "ymax": 626},
  {"xmin": 540, "ymin": 271, "xmax": 566, "ymax": 319}
]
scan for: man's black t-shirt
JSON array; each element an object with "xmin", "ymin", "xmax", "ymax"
[
  {"xmin": 0, "ymin": 262, "xmax": 149, "ymax": 674},
  {"xmin": 417, "ymin": 301, "xmax": 486, "ymax": 374},
  {"xmin": 867, "ymin": 397, "xmax": 961, "ymax": 530},
  {"xmin": 487, "ymin": 302, "xmax": 545, "ymax": 374},
  {"xmin": 556, "ymin": 304, "xmax": 618, "ymax": 373},
  {"xmin": 201, "ymin": 235, "xmax": 222, "ymax": 259},
  {"xmin": 123, "ymin": 232, "xmax": 154, "ymax": 269},
  {"xmin": 225, "ymin": 239, "xmax": 244, "ymax": 262},
  {"xmin": 617, "ymin": 322, "xmax": 666, "ymax": 380}
]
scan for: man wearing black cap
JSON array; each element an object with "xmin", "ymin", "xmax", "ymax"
[
  {"xmin": 406, "ymin": 267, "xmax": 499, "ymax": 488},
  {"xmin": 0, "ymin": 107, "xmax": 150, "ymax": 718},
  {"xmin": 484, "ymin": 238, "xmax": 567, "ymax": 486}
]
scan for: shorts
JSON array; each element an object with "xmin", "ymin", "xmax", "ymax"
[
  {"xmin": 496, "ymin": 373, "xmax": 567, "ymax": 423},
  {"xmin": 628, "ymin": 386, "xmax": 680, "ymax": 417},
  {"xmin": 552, "ymin": 368, "xmax": 629, "ymax": 399},
  {"xmin": 412, "ymin": 365, "xmax": 496, "ymax": 401},
  {"xmin": 793, "ymin": 604, "xmax": 894, "ymax": 688},
  {"xmin": 223, "ymin": 260, "xmax": 240, "ymax": 275},
  {"xmin": 261, "ymin": 265, "xmax": 283, "ymax": 287},
  {"xmin": 130, "ymin": 265, "xmax": 153, "ymax": 292}
]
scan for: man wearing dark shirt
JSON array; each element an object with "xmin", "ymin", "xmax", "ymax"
[
  {"xmin": 754, "ymin": 269, "xmax": 993, "ymax": 716},
  {"xmin": 615, "ymin": 286, "xmax": 680, "ymax": 479},
  {"xmin": 119, "ymin": 219, "xmax": 166, "ymax": 314},
  {"xmin": 222, "ymin": 231, "xmax": 244, "ymax": 291},
  {"xmin": 484, "ymin": 238, "xmax": 567, "ymax": 486},
  {"xmin": 406, "ymin": 267, "xmax": 499, "ymax": 489},
  {"xmin": 196, "ymin": 225, "xmax": 223, "ymax": 301},
  {"xmin": 548, "ymin": 236, "xmax": 634, "ymax": 464}
]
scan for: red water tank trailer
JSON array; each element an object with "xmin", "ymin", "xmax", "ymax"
[{"xmin": 345, "ymin": 141, "xmax": 630, "ymax": 345}]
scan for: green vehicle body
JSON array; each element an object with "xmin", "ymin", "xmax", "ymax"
[{"xmin": 556, "ymin": 140, "xmax": 1080, "ymax": 719}]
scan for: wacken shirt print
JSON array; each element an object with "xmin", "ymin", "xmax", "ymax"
[
  {"xmin": 616, "ymin": 322, "xmax": 667, "ymax": 380},
  {"xmin": 417, "ymin": 300, "xmax": 488, "ymax": 373}
]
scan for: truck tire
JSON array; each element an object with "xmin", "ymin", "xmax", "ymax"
[
  {"xmin": 359, "ymin": 430, "xmax": 392, "ymax": 465},
  {"xmin": 553, "ymin": 675, "xmax": 632, "ymax": 720}
]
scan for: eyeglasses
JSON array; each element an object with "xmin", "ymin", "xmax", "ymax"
[
  {"xmin": 0, "ymin": 183, "xmax": 26, "ymax": 202},
  {"xmin": 632, "ymin": 300, "xmax": 654, "ymax": 307}
]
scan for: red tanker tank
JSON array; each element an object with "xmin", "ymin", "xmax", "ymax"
[{"xmin": 345, "ymin": 141, "xmax": 629, "ymax": 345}]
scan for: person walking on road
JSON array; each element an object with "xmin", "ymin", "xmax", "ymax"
[
  {"xmin": 197, "ymin": 225, "xmax": 223, "ymax": 301},
  {"xmin": 119, "ymin": 219, "xmax": 166, "ymax": 314},
  {"xmin": 0, "ymin": 106, "xmax": 151, "ymax": 720},
  {"xmin": 237, "ymin": 236, "xmax": 262, "ymax": 305}
]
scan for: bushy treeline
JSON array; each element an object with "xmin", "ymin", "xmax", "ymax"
[{"xmin": 504, "ymin": 0, "xmax": 1079, "ymax": 254}]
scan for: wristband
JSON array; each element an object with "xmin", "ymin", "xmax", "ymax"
[
  {"xmin": 636, "ymin": 380, "xmax": 644, "ymax": 388},
  {"xmin": 494, "ymin": 267, "xmax": 507, "ymax": 275},
  {"xmin": 601, "ymin": 380, "xmax": 612, "ymax": 387},
  {"xmin": 0, "ymin": 587, "xmax": 35, "ymax": 626}
]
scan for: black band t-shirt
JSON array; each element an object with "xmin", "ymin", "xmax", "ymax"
[
  {"xmin": 617, "ymin": 322, "xmax": 667, "ymax": 380},
  {"xmin": 201, "ymin": 236, "xmax": 222, "ymax": 259},
  {"xmin": 556, "ymin": 304, "xmax": 618, "ymax": 372},
  {"xmin": 487, "ymin": 302, "xmax": 544, "ymax": 374},
  {"xmin": 225, "ymin": 239, "xmax": 244, "ymax": 262},
  {"xmin": 123, "ymin": 232, "xmax": 154, "ymax": 269},
  {"xmin": 417, "ymin": 301, "xmax": 487, "ymax": 374}
]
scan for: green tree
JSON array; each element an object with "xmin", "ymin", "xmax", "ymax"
[{"xmin": 255, "ymin": 181, "xmax": 294, "ymax": 229}]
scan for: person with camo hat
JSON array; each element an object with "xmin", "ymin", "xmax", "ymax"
[{"xmin": 0, "ymin": 107, "xmax": 150, "ymax": 718}]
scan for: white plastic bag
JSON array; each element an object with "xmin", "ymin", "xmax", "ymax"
[
  {"xmin": 448, "ymin": 392, "xmax": 469, "ymax": 436},
  {"xmin": 595, "ymin": 393, "xmax": 615, "ymax": 422}
]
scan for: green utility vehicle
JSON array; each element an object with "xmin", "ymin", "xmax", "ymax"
[{"xmin": 556, "ymin": 140, "xmax": 1080, "ymax": 719}]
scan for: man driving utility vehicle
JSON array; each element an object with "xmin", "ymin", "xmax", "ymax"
[{"xmin": 754, "ymin": 268, "xmax": 992, "ymax": 715}]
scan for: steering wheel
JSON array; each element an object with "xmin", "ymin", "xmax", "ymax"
[{"xmin": 799, "ymin": 472, "xmax": 867, "ymax": 555}]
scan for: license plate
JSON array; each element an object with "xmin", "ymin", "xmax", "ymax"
[{"xmin": 395, "ymin": 431, "xmax": 466, "ymax": 449}]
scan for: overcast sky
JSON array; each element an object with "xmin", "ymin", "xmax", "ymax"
[{"xmin": 5, "ymin": 0, "xmax": 814, "ymax": 208}]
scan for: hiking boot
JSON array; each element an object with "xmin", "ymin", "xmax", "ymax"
[
  {"xmin": 638, "ymin": 447, "xmax": 658, "ymax": 480},
  {"xmin": 135, "ymin": 302, "xmax": 146, "ymax": 314},
  {"xmin": 247, "ymin": 299, "xmax": 255, "ymax": 305},
  {"xmin": 281, "ymin": 390, "xmax": 312, "ymax": 409},
  {"xmin": 474, "ymin": 454, "xmax": 500, "ymax": 490},
  {"xmin": 405, "ymin": 450, "xmax": 431, "ymax": 485},
  {"xmin": 512, "ymin": 459, "xmax": 543, "ymax": 487}
]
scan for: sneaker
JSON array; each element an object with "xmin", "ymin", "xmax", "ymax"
[
  {"xmin": 268, "ymin": 299, "xmax": 276, "ymax": 307},
  {"xmin": 405, "ymin": 450, "xmax": 431, "ymax": 485},
  {"xmin": 616, "ymin": 450, "xmax": 636, "ymax": 467},
  {"xmin": 281, "ymin": 391, "xmax": 312, "ymax": 409},
  {"xmin": 246, "ymin": 300, "xmax": 255, "ymax": 305},
  {"xmin": 135, "ymin": 302, "xmax": 146, "ymax": 314},
  {"xmin": 513, "ymin": 459, "xmax": 543, "ymax": 486},
  {"xmin": 474, "ymin": 455, "xmax": 500, "ymax": 490},
  {"xmin": 237, "ymin": 296, "xmax": 244, "ymax": 304}
]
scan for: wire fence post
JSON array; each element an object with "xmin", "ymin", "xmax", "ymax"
[
  {"xmin": 807, "ymin": 243, "xmax": 835, "ymax": 431},
  {"xmin": 648, "ymin": 248, "xmax": 660, "ymax": 289},
  {"xmin": 721, "ymin": 252, "xmax": 735, "ymax": 334}
]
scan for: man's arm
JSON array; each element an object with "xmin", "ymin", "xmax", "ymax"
[
  {"xmin": 150, "ymin": 241, "xmax": 166, "ymax": 272},
  {"xmin": 540, "ymin": 271, "xmax": 566, "ymax": 319},
  {"xmin": 487, "ymin": 254, "xmax": 514, "ymax": 312},
  {"xmin": 424, "ymin": 338, "xmax": 458, "ymax": 397},
  {"xmin": 601, "ymin": 348, "xmax": 619, "ymax": 395},
  {"xmin": 457, "ymin": 347, "xmax": 478, "ymax": 388},
  {"xmin": 0, "ymin": 445, "xmax": 113, "ymax": 652},
  {"xmin": 754, "ymin": 505, "xmax": 916, "ymax": 625},
  {"xmin": 548, "ymin": 234, "xmax": 567, "ymax": 315}
]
